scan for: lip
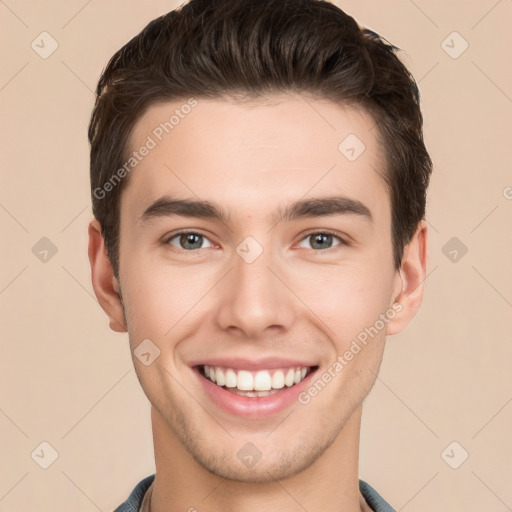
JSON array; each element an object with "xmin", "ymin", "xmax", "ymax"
[
  {"xmin": 188, "ymin": 357, "xmax": 316, "ymax": 371},
  {"xmin": 193, "ymin": 363, "xmax": 318, "ymax": 419}
]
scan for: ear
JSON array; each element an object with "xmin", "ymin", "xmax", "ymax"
[
  {"xmin": 88, "ymin": 218, "xmax": 127, "ymax": 333},
  {"xmin": 386, "ymin": 219, "xmax": 428, "ymax": 335}
]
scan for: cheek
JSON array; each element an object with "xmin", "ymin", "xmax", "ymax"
[
  {"xmin": 292, "ymin": 261, "xmax": 393, "ymax": 343},
  {"xmin": 121, "ymin": 259, "xmax": 214, "ymax": 340}
]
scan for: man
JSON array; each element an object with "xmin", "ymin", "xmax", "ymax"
[{"xmin": 87, "ymin": 0, "xmax": 431, "ymax": 510}]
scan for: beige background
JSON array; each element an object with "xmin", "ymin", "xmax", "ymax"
[{"xmin": 1, "ymin": 0, "xmax": 511, "ymax": 511}]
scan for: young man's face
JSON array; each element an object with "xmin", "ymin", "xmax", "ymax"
[{"xmin": 90, "ymin": 94, "xmax": 426, "ymax": 483}]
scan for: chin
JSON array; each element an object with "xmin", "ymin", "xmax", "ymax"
[{"xmin": 185, "ymin": 429, "xmax": 337, "ymax": 484}]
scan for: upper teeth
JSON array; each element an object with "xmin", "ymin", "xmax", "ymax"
[{"xmin": 202, "ymin": 365, "xmax": 309, "ymax": 391}]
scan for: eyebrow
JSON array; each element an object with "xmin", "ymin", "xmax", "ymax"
[{"xmin": 138, "ymin": 195, "xmax": 373, "ymax": 226}]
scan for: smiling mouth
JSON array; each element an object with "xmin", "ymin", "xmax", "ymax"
[{"xmin": 198, "ymin": 364, "xmax": 318, "ymax": 397}]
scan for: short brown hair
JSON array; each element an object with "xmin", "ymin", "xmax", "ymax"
[{"xmin": 89, "ymin": 0, "xmax": 432, "ymax": 280}]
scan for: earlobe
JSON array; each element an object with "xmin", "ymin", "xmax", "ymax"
[
  {"xmin": 386, "ymin": 220, "xmax": 428, "ymax": 336},
  {"xmin": 88, "ymin": 218, "xmax": 127, "ymax": 333}
]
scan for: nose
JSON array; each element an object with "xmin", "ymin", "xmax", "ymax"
[{"xmin": 214, "ymin": 241, "xmax": 296, "ymax": 339}]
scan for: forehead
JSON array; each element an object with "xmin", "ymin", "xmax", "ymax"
[{"xmin": 121, "ymin": 94, "xmax": 389, "ymax": 226}]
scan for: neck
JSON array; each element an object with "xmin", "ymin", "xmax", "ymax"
[{"xmin": 149, "ymin": 405, "xmax": 367, "ymax": 512}]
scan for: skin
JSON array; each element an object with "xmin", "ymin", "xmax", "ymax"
[{"xmin": 88, "ymin": 93, "xmax": 427, "ymax": 512}]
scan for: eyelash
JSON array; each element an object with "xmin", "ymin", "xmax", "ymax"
[{"xmin": 163, "ymin": 229, "xmax": 348, "ymax": 252}]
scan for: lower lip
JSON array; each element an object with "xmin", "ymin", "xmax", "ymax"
[{"xmin": 194, "ymin": 367, "xmax": 317, "ymax": 419}]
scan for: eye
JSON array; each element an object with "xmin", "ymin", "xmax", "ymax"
[
  {"xmin": 165, "ymin": 231, "xmax": 214, "ymax": 251},
  {"xmin": 164, "ymin": 230, "xmax": 346, "ymax": 252},
  {"xmin": 297, "ymin": 231, "xmax": 345, "ymax": 251}
]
